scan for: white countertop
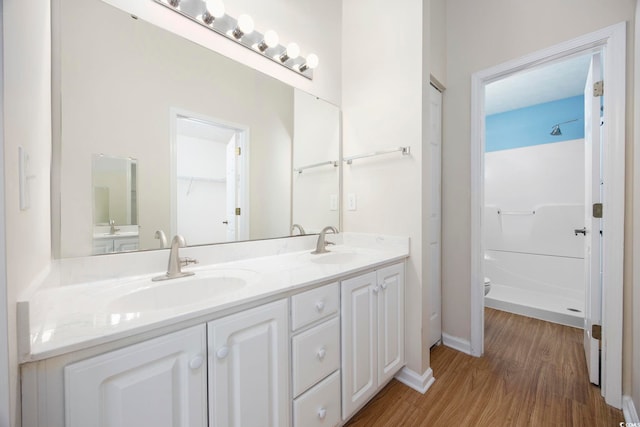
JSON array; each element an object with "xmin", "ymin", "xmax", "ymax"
[{"xmin": 20, "ymin": 233, "xmax": 409, "ymax": 362}]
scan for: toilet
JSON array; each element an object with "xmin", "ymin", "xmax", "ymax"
[{"xmin": 484, "ymin": 277, "xmax": 491, "ymax": 296}]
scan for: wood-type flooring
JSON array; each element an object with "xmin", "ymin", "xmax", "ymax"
[{"xmin": 345, "ymin": 308, "xmax": 624, "ymax": 426}]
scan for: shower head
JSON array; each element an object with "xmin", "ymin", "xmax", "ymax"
[{"xmin": 550, "ymin": 118, "xmax": 578, "ymax": 136}]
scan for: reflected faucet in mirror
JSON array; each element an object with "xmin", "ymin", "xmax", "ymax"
[
  {"xmin": 155, "ymin": 230, "xmax": 168, "ymax": 248},
  {"xmin": 311, "ymin": 226, "xmax": 338, "ymax": 255},
  {"xmin": 153, "ymin": 235, "xmax": 199, "ymax": 281},
  {"xmin": 109, "ymin": 220, "xmax": 120, "ymax": 235},
  {"xmin": 290, "ymin": 224, "xmax": 306, "ymax": 236}
]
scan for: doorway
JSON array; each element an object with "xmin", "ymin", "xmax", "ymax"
[
  {"xmin": 170, "ymin": 110, "xmax": 249, "ymax": 245},
  {"xmin": 470, "ymin": 23, "xmax": 626, "ymax": 408}
]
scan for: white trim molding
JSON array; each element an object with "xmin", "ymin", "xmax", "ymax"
[
  {"xmin": 623, "ymin": 396, "xmax": 640, "ymax": 423},
  {"xmin": 395, "ymin": 367, "xmax": 435, "ymax": 394},
  {"xmin": 470, "ymin": 22, "xmax": 626, "ymax": 408},
  {"xmin": 442, "ymin": 333, "xmax": 472, "ymax": 355}
]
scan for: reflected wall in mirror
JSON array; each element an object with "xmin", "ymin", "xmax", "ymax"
[
  {"xmin": 92, "ymin": 154, "xmax": 138, "ymax": 226},
  {"xmin": 53, "ymin": 0, "xmax": 340, "ymax": 258}
]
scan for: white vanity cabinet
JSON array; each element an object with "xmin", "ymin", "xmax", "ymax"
[
  {"xmin": 341, "ymin": 263, "xmax": 405, "ymax": 420},
  {"xmin": 290, "ymin": 283, "xmax": 341, "ymax": 427},
  {"xmin": 208, "ymin": 299, "xmax": 290, "ymax": 427},
  {"xmin": 64, "ymin": 324, "xmax": 207, "ymax": 427}
]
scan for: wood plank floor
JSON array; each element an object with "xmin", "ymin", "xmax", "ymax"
[{"xmin": 345, "ymin": 308, "xmax": 623, "ymax": 426}]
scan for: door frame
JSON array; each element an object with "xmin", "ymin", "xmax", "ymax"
[
  {"xmin": 169, "ymin": 108, "xmax": 250, "ymax": 242},
  {"xmin": 470, "ymin": 22, "xmax": 626, "ymax": 408}
]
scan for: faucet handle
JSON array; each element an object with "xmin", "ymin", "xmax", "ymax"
[{"xmin": 181, "ymin": 257, "xmax": 199, "ymax": 267}]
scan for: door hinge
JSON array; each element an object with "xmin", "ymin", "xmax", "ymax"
[
  {"xmin": 592, "ymin": 324, "xmax": 602, "ymax": 341},
  {"xmin": 235, "ymin": 207, "xmax": 241, "ymax": 216},
  {"xmin": 593, "ymin": 203, "xmax": 603, "ymax": 218},
  {"xmin": 593, "ymin": 80, "xmax": 604, "ymax": 97},
  {"xmin": 236, "ymin": 147, "xmax": 241, "ymax": 156}
]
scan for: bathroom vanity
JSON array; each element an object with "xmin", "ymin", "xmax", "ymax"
[{"xmin": 19, "ymin": 233, "xmax": 408, "ymax": 427}]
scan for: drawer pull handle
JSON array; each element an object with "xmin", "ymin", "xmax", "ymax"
[
  {"xmin": 216, "ymin": 346, "xmax": 229, "ymax": 359},
  {"xmin": 189, "ymin": 354, "xmax": 204, "ymax": 370},
  {"xmin": 317, "ymin": 407, "xmax": 327, "ymax": 420},
  {"xmin": 317, "ymin": 347, "xmax": 326, "ymax": 361},
  {"xmin": 315, "ymin": 301, "xmax": 325, "ymax": 312}
]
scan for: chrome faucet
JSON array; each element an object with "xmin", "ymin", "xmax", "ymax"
[
  {"xmin": 290, "ymin": 223, "xmax": 306, "ymax": 236},
  {"xmin": 155, "ymin": 230, "xmax": 168, "ymax": 248},
  {"xmin": 109, "ymin": 219, "xmax": 120, "ymax": 235},
  {"xmin": 311, "ymin": 226, "xmax": 339, "ymax": 254},
  {"xmin": 152, "ymin": 235, "xmax": 198, "ymax": 281}
]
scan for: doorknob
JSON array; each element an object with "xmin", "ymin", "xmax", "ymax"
[
  {"xmin": 574, "ymin": 227, "xmax": 587, "ymax": 236},
  {"xmin": 222, "ymin": 220, "xmax": 229, "ymax": 224}
]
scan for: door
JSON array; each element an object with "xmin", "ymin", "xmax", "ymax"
[
  {"xmin": 225, "ymin": 136, "xmax": 238, "ymax": 241},
  {"xmin": 377, "ymin": 264, "xmax": 405, "ymax": 385},
  {"xmin": 429, "ymin": 84, "xmax": 443, "ymax": 347},
  {"xmin": 341, "ymin": 271, "xmax": 377, "ymax": 420},
  {"xmin": 208, "ymin": 299, "xmax": 289, "ymax": 427},
  {"xmin": 64, "ymin": 325, "xmax": 208, "ymax": 427},
  {"xmin": 583, "ymin": 52, "xmax": 603, "ymax": 386}
]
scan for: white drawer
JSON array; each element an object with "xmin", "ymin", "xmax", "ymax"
[
  {"xmin": 292, "ymin": 317, "xmax": 340, "ymax": 397},
  {"xmin": 291, "ymin": 282, "xmax": 339, "ymax": 331},
  {"xmin": 293, "ymin": 370, "xmax": 341, "ymax": 427}
]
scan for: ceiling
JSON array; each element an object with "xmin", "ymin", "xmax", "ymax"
[{"xmin": 485, "ymin": 53, "xmax": 593, "ymax": 116}]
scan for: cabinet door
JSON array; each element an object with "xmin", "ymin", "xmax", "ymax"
[
  {"xmin": 341, "ymin": 271, "xmax": 377, "ymax": 420},
  {"xmin": 377, "ymin": 263, "xmax": 405, "ymax": 385},
  {"xmin": 64, "ymin": 325, "xmax": 207, "ymax": 427},
  {"xmin": 208, "ymin": 299, "xmax": 289, "ymax": 427}
]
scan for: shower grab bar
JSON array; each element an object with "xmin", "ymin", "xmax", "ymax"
[
  {"xmin": 343, "ymin": 146, "xmax": 411, "ymax": 165},
  {"xmin": 294, "ymin": 160, "xmax": 338, "ymax": 174},
  {"xmin": 497, "ymin": 210, "xmax": 536, "ymax": 215}
]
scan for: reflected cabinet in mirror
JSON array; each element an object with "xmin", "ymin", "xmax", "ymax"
[{"xmin": 53, "ymin": 0, "xmax": 340, "ymax": 258}]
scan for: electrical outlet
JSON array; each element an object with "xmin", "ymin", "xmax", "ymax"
[{"xmin": 347, "ymin": 193, "xmax": 357, "ymax": 211}]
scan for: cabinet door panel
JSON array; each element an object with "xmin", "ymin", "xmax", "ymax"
[
  {"xmin": 341, "ymin": 271, "xmax": 377, "ymax": 420},
  {"xmin": 64, "ymin": 325, "xmax": 207, "ymax": 427},
  {"xmin": 209, "ymin": 299, "xmax": 289, "ymax": 427},
  {"xmin": 377, "ymin": 263, "xmax": 405, "ymax": 385}
]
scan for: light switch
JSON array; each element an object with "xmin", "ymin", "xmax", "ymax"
[
  {"xmin": 347, "ymin": 193, "xmax": 357, "ymax": 211},
  {"xmin": 330, "ymin": 194, "xmax": 338, "ymax": 211}
]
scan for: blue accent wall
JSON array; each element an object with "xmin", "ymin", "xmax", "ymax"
[{"xmin": 485, "ymin": 95, "xmax": 584, "ymax": 152}]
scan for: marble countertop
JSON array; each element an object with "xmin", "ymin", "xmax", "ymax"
[{"xmin": 20, "ymin": 233, "xmax": 409, "ymax": 362}]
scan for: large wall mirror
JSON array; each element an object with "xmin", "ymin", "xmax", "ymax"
[{"xmin": 52, "ymin": 0, "xmax": 340, "ymax": 258}]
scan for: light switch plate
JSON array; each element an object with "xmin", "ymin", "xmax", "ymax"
[{"xmin": 347, "ymin": 193, "xmax": 357, "ymax": 211}]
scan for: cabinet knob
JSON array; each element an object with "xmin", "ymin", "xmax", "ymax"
[
  {"xmin": 372, "ymin": 285, "xmax": 380, "ymax": 294},
  {"xmin": 317, "ymin": 407, "xmax": 327, "ymax": 420},
  {"xmin": 381, "ymin": 282, "xmax": 388, "ymax": 290},
  {"xmin": 316, "ymin": 347, "xmax": 326, "ymax": 361},
  {"xmin": 315, "ymin": 300, "xmax": 325, "ymax": 312},
  {"xmin": 189, "ymin": 354, "xmax": 204, "ymax": 370},
  {"xmin": 216, "ymin": 346, "xmax": 229, "ymax": 359}
]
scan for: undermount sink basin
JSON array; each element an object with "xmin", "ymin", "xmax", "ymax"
[
  {"xmin": 308, "ymin": 251, "xmax": 359, "ymax": 265},
  {"xmin": 108, "ymin": 269, "xmax": 258, "ymax": 313}
]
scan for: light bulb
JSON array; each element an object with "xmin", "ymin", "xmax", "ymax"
[
  {"xmin": 237, "ymin": 14, "xmax": 254, "ymax": 33},
  {"xmin": 257, "ymin": 30, "xmax": 279, "ymax": 52},
  {"xmin": 202, "ymin": 0, "xmax": 225, "ymax": 24},
  {"xmin": 279, "ymin": 42, "xmax": 300, "ymax": 62},
  {"xmin": 299, "ymin": 53, "xmax": 319, "ymax": 72}
]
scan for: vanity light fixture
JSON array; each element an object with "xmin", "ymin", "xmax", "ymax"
[
  {"xmin": 232, "ymin": 14, "xmax": 255, "ymax": 40},
  {"xmin": 279, "ymin": 42, "xmax": 300, "ymax": 63},
  {"xmin": 154, "ymin": 0, "xmax": 318, "ymax": 79},
  {"xmin": 257, "ymin": 30, "xmax": 279, "ymax": 52},
  {"xmin": 299, "ymin": 53, "xmax": 319, "ymax": 73},
  {"xmin": 201, "ymin": 0, "xmax": 225, "ymax": 25}
]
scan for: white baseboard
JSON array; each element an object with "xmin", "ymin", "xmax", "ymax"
[
  {"xmin": 442, "ymin": 333, "xmax": 472, "ymax": 355},
  {"xmin": 394, "ymin": 367, "xmax": 435, "ymax": 394},
  {"xmin": 623, "ymin": 395, "xmax": 639, "ymax": 423}
]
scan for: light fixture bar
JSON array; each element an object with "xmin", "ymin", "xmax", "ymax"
[{"xmin": 153, "ymin": 0, "xmax": 315, "ymax": 80}]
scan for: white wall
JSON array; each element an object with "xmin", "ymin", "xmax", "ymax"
[
  {"xmin": 442, "ymin": 0, "xmax": 635, "ymax": 362},
  {"xmin": 3, "ymin": 2, "xmax": 53, "ymax": 425},
  {"xmin": 632, "ymin": 0, "xmax": 640, "ymax": 417},
  {"xmin": 342, "ymin": 0, "xmax": 430, "ymax": 376}
]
